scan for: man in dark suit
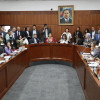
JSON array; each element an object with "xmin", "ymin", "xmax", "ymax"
[
  {"xmin": 60, "ymin": 9, "xmax": 72, "ymax": 23},
  {"xmin": 73, "ymin": 27, "xmax": 83, "ymax": 45},
  {"xmin": 29, "ymin": 34, "xmax": 39, "ymax": 44},
  {"xmin": 94, "ymin": 29, "xmax": 100, "ymax": 43},
  {"xmin": 23, "ymin": 26, "xmax": 31, "ymax": 42},
  {"xmin": 90, "ymin": 27, "xmax": 98, "ymax": 40},
  {"xmin": 14, "ymin": 26, "xmax": 23, "ymax": 40},
  {"xmin": 41, "ymin": 24, "xmax": 51, "ymax": 42},
  {"xmin": 30, "ymin": 25, "xmax": 40, "ymax": 39}
]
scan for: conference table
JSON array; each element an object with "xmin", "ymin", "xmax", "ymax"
[{"xmin": 0, "ymin": 43, "xmax": 100, "ymax": 100}]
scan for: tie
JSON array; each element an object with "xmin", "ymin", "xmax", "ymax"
[
  {"xmin": 18, "ymin": 31, "xmax": 19, "ymax": 36},
  {"xmin": 67, "ymin": 19, "xmax": 68, "ymax": 23}
]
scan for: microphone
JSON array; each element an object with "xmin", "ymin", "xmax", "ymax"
[{"xmin": 80, "ymin": 47, "xmax": 88, "ymax": 55}]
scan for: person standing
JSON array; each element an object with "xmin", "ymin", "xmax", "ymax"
[
  {"xmin": 23, "ymin": 26, "xmax": 31, "ymax": 42},
  {"xmin": 41, "ymin": 24, "xmax": 51, "ymax": 42},
  {"xmin": 73, "ymin": 27, "xmax": 83, "ymax": 45},
  {"xmin": 15, "ymin": 26, "xmax": 23, "ymax": 40},
  {"xmin": 94, "ymin": 29, "xmax": 100, "ymax": 44},
  {"xmin": 90, "ymin": 27, "xmax": 98, "ymax": 40},
  {"xmin": 30, "ymin": 25, "xmax": 40, "ymax": 39}
]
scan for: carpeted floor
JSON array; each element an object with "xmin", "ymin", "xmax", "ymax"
[{"xmin": 2, "ymin": 64, "xmax": 86, "ymax": 100}]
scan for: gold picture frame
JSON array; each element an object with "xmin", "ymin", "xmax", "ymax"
[{"xmin": 58, "ymin": 5, "xmax": 74, "ymax": 25}]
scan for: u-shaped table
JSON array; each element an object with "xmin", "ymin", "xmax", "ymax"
[{"xmin": 0, "ymin": 43, "xmax": 100, "ymax": 100}]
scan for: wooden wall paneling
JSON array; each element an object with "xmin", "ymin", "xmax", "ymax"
[
  {"xmin": 17, "ymin": 14, "xmax": 25, "ymax": 25},
  {"xmin": 43, "ymin": 14, "xmax": 50, "ymax": 25},
  {"xmin": 0, "ymin": 11, "xmax": 100, "ymax": 42},
  {"xmin": 25, "ymin": 14, "xmax": 33, "ymax": 25},
  {"xmin": 3, "ymin": 14, "xmax": 10, "ymax": 25},
  {"xmin": 91, "ymin": 14, "xmax": 97, "ymax": 26},
  {"xmin": 32, "ymin": 14, "xmax": 37, "ymax": 25},
  {"xmin": 50, "ymin": 11, "xmax": 58, "ymax": 25},
  {"xmin": 10, "ymin": 14, "xmax": 16, "ymax": 26},
  {"xmin": 0, "ymin": 15, "xmax": 5, "ymax": 25},
  {"xmin": 74, "ymin": 11, "xmax": 78, "ymax": 25},
  {"xmin": 96, "ymin": 14, "xmax": 100, "ymax": 26}
]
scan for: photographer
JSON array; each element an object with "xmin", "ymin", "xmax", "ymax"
[{"xmin": 16, "ymin": 35, "xmax": 28, "ymax": 47}]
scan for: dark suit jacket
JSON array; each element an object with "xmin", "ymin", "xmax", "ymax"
[
  {"xmin": 0, "ymin": 31, "xmax": 7, "ymax": 44},
  {"xmin": 73, "ymin": 31, "xmax": 83, "ymax": 45},
  {"xmin": 0, "ymin": 31, "xmax": 6, "ymax": 39},
  {"xmin": 0, "ymin": 46, "xmax": 4, "ymax": 54},
  {"xmin": 29, "ymin": 38, "xmax": 39, "ymax": 44},
  {"xmin": 41, "ymin": 28, "xmax": 51, "ymax": 42},
  {"xmin": 90, "ymin": 30, "xmax": 98, "ymax": 39},
  {"xmin": 14, "ymin": 31, "xmax": 23, "ymax": 40},
  {"xmin": 60, "ymin": 18, "xmax": 72, "ymax": 23},
  {"xmin": 30, "ymin": 30, "xmax": 40, "ymax": 39},
  {"xmin": 94, "ymin": 34, "xmax": 100, "ymax": 43},
  {"xmin": 23, "ymin": 31, "xmax": 31, "ymax": 38}
]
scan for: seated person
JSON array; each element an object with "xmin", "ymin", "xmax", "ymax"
[
  {"xmin": 59, "ymin": 34, "xmax": 69, "ymax": 44},
  {"xmin": 73, "ymin": 27, "xmax": 83, "ymax": 45},
  {"xmin": 45, "ymin": 33, "xmax": 56, "ymax": 43},
  {"xmin": 83, "ymin": 28, "xmax": 90, "ymax": 40},
  {"xmin": 94, "ymin": 29, "xmax": 100, "ymax": 44},
  {"xmin": 29, "ymin": 34, "xmax": 39, "ymax": 44},
  {"xmin": 61, "ymin": 28, "xmax": 72, "ymax": 43},
  {"xmin": 16, "ymin": 35, "xmax": 28, "ymax": 47},
  {"xmin": 5, "ymin": 29, "xmax": 16, "ymax": 49},
  {"xmin": 83, "ymin": 33, "xmax": 92, "ymax": 47},
  {"xmin": 91, "ymin": 41, "xmax": 100, "ymax": 58},
  {"xmin": 4, "ymin": 42, "xmax": 13, "ymax": 55}
]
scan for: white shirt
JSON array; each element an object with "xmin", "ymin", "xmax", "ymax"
[
  {"xmin": 45, "ymin": 29, "xmax": 48, "ymax": 38},
  {"xmin": 12, "ymin": 32, "xmax": 15, "ymax": 39},
  {"xmin": 33, "ymin": 30, "xmax": 36, "ymax": 35},
  {"xmin": 26, "ymin": 31, "xmax": 29, "ymax": 36},
  {"xmin": 92, "ymin": 31, "xmax": 95, "ymax": 39},
  {"xmin": 1, "ymin": 33, "xmax": 3, "ymax": 37},
  {"xmin": 17, "ymin": 31, "xmax": 20, "ymax": 36},
  {"xmin": 64, "ymin": 18, "xmax": 69, "ymax": 22},
  {"xmin": 61, "ymin": 32, "xmax": 72, "ymax": 42},
  {"xmin": 60, "ymin": 39, "xmax": 68, "ymax": 44},
  {"xmin": 23, "ymin": 38, "xmax": 29, "ymax": 45},
  {"xmin": 34, "ymin": 38, "xmax": 37, "ymax": 43}
]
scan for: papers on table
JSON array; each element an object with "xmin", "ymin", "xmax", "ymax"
[
  {"xmin": 4, "ymin": 56, "xmax": 11, "ymax": 62},
  {"xmin": 4, "ymin": 56, "xmax": 11, "ymax": 59},
  {"xmin": 88, "ymin": 56, "xmax": 94, "ymax": 60},
  {"xmin": 24, "ymin": 48, "xmax": 27, "ymax": 50},
  {"xmin": 88, "ymin": 62, "xmax": 99, "ymax": 67},
  {"xmin": 0, "ymin": 60, "xmax": 5, "ymax": 64},
  {"xmin": 83, "ymin": 53, "xmax": 90, "ymax": 55}
]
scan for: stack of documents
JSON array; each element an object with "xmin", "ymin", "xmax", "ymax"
[
  {"xmin": 0, "ymin": 60, "xmax": 5, "ymax": 64},
  {"xmin": 88, "ymin": 62, "xmax": 99, "ymax": 67}
]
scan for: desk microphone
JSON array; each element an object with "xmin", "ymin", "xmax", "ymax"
[{"xmin": 80, "ymin": 47, "xmax": 88, "ymax": 55}]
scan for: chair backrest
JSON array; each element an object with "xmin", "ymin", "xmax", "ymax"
[{"xmin": 0, "ymin": 46, "xmax": 4, "ymax": 54}]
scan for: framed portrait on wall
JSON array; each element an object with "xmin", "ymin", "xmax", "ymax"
[{"xmin": 58, "ymin": 5, "xmax": 74, "ymax": 25}]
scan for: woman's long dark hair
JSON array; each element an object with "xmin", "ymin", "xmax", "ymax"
[{"xmin": 62, "ymin": 34, "xmax": 67, "ymax": 40}]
